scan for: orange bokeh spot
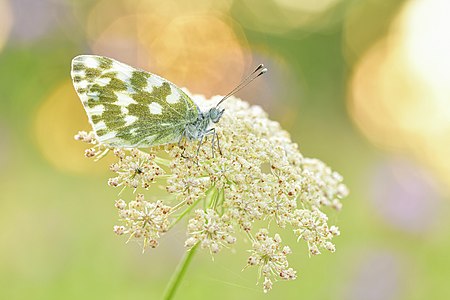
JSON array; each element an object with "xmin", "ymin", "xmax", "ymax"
[
  {"xmin": 34, "ymin": 82, "xmax": 111, "ymax": 174},
  {"xmin": 86, "ymin": 0, "xmax": 249, "ymax": 97},
  {"xmin": 348, "ymin": 0, "xmax": 450, "ymax": 188},
  {"xmin": 144, "ymin": 15, "xmax": 249, "ymax": 97}
]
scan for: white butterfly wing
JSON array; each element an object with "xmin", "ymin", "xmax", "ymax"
[{"xmin": 71, "ymin": 55, "xmax": 199, "ymax": 147}]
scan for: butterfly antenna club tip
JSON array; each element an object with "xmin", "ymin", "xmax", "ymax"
[{"xmin": 216, "ymin": 64, "xmax": 268, "ymax": 107}]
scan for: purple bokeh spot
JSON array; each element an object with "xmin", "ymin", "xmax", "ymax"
[
  {"xmin": 236, "ymin": 52, "xmax": 302, "ymax": 117},
  {"xmin": 10, "ymin": 0, "xmax": 70, "ymax": 42},
  {"xmin": 370, "ymin": 157, "xmax": 441, "ymax": 234},
  {"xmin": 346, "ymin": 250, "xmax": 402, "ymax": 300}
]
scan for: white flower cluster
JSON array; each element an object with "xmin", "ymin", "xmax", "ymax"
[
  {"xmin": 185, "ymin": 209, "xmax": 236, "ymax": 254},
  {"xmin": 291, "ymin": 208, "xmax": 340, "ymax": 256},
  {"xmin": 108, "ymin": 149, "xmax": 164, "ymax": 190},
  {"xmin": 246, "ymin": 229, "xmax": 296, "ymax": 293},
  {"xmin": 76, "ymin": 94, "xmax": 348, "ymax": 292},
  {"xmin": 74, "ymin": 130, "xmax": 102, "ymax": 158},
  {"xmin": 113, "ymin": 194, "xmax": 171, "ymax": 250}
]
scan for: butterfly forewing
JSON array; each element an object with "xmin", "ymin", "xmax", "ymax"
[{"xmin": 71, "ymin": 55, "xmax": 199, "ymax": 147}]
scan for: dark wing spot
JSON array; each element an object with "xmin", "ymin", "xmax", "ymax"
[
  {"xmin": 150, "ymin": 82, "xmax": 171, "ymax": 101},
  {"xmin": 98, "ymin": 57, "xmax": 113, "ymax": 69},
  {"xmin": 101, "ymin": 72, "xmax": 118, "ymax": 79},
  {"xmin": 96, "ymin": 129, "xmax": 107, "ymax": 136},
  {"xmin": 108, "ymin": 77, "xmax": 127, "ymax": 91},
  {"xmin": 91, "ymin": 114, "xmax": 102, "ymax": 124},
  {"xmin": 72, "ymin": 63, "xmax": 85, "ymax": 71},
  {"xmin": 128, "ymin": 103, "xmax": 150, "ymax": 118},
  {"xmin": 102, "ymin": 103, "xmax": 126, "ymax": 130},
  {"xmin": 84, "ymin": 68, "xmax": 102, "ymax": 81},
  {"xmin": 130, "ymin": 71, "xmax": 150, "ymax": 90},
  {"xmin": 131, "ymin": 90, "xmax": 151, "ymax": 104}
]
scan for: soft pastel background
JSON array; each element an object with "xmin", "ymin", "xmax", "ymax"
[{"xmin": 1, "ymin": 0, "xmax": 449, "ymax": 299}]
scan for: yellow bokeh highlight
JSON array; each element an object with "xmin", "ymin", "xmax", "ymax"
[
  {"xmin": 34, "ymin": 82, "xmax": 110, "ymax": 174},
  {"xmin": 0, "ymin": 0, "xmax": 12, "ymax": 51},
  {"xmin": 86, "ymin": 0, "xmax": 249, "ymax": 98},
  {"xmin": 349, "ymin": 0, "xmax": 450, "ymax": 188},
  {"xmin": 402, "ymin": 0, "xmax": 450, "ymax": 121},
  {"xmin": 85, "ymin": 0, "xmax": 233, "ymax": 40},
  {"xmin": 144, "ymin": 15, "xmax": 248, "ymax": 97}
]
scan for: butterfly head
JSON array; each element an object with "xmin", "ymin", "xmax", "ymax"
[{"xmin": 208, "ymin": 107, "xmax": 225, "ymax": 123}]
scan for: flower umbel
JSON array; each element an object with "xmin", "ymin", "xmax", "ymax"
[
  {"xmin": 246, "ymin": 229, "xmax": 296, "ymax": 293},
  {"xmin": 185, "ymin": 208, "xmax": 236, "ymax": 254},
  {"xmin": 108, "ymin": 149, "xmax": 164, "ymax": 190},
  {"xmin": 76, "ymin": 94, "xmax": 348, "ymax": 292},
  {"xmin": 114, "ymin": 194, "xmax": 171, "ymax": 250}
]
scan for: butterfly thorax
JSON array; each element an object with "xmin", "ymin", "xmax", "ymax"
[{"xmin": 184, "ymin": 107, "xmax": 224, "ymax": 141}]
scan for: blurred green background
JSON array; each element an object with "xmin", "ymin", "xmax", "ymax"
[{"xmin": 1, "ymin": 0, "xmax": 449, "ymax": 299}]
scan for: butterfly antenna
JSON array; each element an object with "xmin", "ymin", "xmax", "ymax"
[{"xmin": 216, "ymin": 64, "xmax": 267, "ymax": 107}]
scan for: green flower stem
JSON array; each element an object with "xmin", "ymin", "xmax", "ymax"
[
  {"xmin": 154, "ymin": 156, "xmax": 171, "ymax": 167},
  {"xmin": 169, "ymin": 198, "xmax": 199, "ymax": 230},
  {"xmin": 163, "ymin": 243, "xmax": 199, "ymax": 300},
  {"xmin": 169, "ymin": 185, "xmax": 217, "ymax": 229},
  {"xmin": 94, "ymin": 148, "xmax": 110, "ymax": 161}
]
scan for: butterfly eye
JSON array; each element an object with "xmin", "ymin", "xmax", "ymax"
[{"xmin": 209, "ymin": 108, "xmax": 224, "ymax": 123}]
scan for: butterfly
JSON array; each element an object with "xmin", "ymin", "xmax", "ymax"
[{"xmin": 71, "ymin": 55, "xmax": 266, "ymax": 156}]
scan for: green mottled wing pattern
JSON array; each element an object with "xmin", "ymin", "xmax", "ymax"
[{"xmin": 71, "ymin": 55, "xmax": 199, "ymax": 147}]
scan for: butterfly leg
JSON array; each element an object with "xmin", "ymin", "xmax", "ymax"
[
  {"xmin": 212, "ymin": 128, "xmax": 222, "ymax": 156},
  {"xmin": 205, "ymin": 128, "xmax": 221, "ymax": 158},
  {"xmin": 179, "ymin": 129, "xmax": 190, "ymax": 159},
  {"xmin": 211, "ymin": 129, "xmax": 217, "ymax": 158},
  {"xmin": 196, "ymin": 134, "xmax": 205, "ymax": 158}
]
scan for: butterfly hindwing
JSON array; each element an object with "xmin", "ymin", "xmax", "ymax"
[{"xmin": 71, "ymin": 55, "xmax": 199, "ymax": 147}]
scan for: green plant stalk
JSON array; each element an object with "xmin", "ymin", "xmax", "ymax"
[
  {"xmin": 169, "ymin": 185, "xmax": 217, "ymax": 229},
  {"xmin": 163, "ymin": 243, "xmax": 199, "ymax": 300},
  {"xmin": 163, "ymin": 186, "xmax": 219, "ymax": 298}
]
